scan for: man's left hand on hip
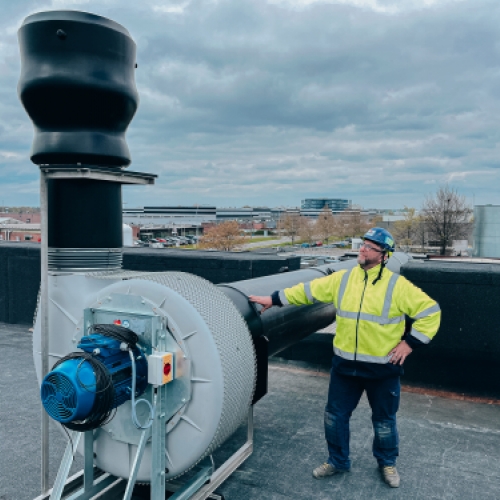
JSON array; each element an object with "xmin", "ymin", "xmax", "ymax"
[{"xmin": 388, "ymin": 340, "xmax": 413, "ymax": 365}]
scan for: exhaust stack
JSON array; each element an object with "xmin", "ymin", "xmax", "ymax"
[{"xmin": 18, "ymin": 10, "xmax": 154, "ymax": 271}]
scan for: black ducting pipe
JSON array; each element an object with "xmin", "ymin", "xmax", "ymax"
[
  {"xmin": 220, "ymin": 267, "xmax": 334, "ymax": 357},
  {"xmin": 48, "ymin": 179, "xmax": 122, "ymax": 249}
]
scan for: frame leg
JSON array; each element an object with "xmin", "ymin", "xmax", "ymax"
[
  {"xmin": 151, "ymin": 385, "xmax": 167, "ymax": 499},
  {"xmin": 122, "ymin": 427, "xmax": 152, "ymax": 500},
  {"xmin": 50, "ymin": 431, "xmax": 81, "ymax": 500}
]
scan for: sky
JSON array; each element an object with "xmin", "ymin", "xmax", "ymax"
[{"xmin": 1, "ymin": 0, "xmax": 499, "ymax": 209}]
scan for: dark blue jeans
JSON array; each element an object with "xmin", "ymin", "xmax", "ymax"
[{"xmin": 325, "ymin": 368, "xmax": 400, "ymax": 470}]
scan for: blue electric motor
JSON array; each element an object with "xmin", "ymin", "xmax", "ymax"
[{"xmin": 41, "ymin": 328, "xmax": 148, "ymax": 430}]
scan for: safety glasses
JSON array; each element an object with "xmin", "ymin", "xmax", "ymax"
[{"xmin": 360, "ymin": 242, "xmax": 383, "ymax": 253}]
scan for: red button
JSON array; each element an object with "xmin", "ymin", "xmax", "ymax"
[{"xmin": 164, "ymin": 363, "xmax": 171, "ymax": 377}]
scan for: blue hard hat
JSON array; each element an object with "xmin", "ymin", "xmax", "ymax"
[{"xmin": 362, "ymin": 227, "xmax": 395, "ymax": 252}]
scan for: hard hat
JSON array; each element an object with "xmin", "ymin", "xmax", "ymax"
[{"xmin": 362, "ymin": 227, "xmax": 395, "ymax": 253}]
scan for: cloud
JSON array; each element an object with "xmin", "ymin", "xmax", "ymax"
[{"xmin": 0, "ymin": 0, "xmax": 499, "ymax": 208}]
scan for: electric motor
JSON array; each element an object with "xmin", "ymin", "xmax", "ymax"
[{"xmin": 41, "ymin": 329, "xmax": 148, "ymax": 430}]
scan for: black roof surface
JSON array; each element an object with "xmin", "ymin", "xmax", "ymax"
[{"xmin": 1, "ymin": 322, "xmax": 500, "ymax": 499}]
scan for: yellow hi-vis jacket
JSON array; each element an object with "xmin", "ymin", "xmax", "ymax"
[{"xmin": 279, "ymin": 264, "xmax": 440, "ymax": 365}]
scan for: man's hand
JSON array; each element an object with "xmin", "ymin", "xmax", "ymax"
[
  {"xmin": 388, "ymin": 340, "xmax": 413, "ymax": 365},
  {"xmin": 248, "ymin": 295, "xmax": 273, "ymax": 314}
]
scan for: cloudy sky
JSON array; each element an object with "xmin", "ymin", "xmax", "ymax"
[{"xmin": 1, "ymin": 0, "xmax": 499, "ymax": 209}]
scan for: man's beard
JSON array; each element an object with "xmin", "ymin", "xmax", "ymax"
[{"xmin": 358, "ymin": 254, "xmax": 380, "ymax": 268}]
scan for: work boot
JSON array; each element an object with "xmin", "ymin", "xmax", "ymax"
[
  {"xmin": 312, "ymin": 463, "xmax": 345, "ymax": 479},
  {"xmin": 380, "ymin": 465, "xmax": 400, "ymax": 488}
]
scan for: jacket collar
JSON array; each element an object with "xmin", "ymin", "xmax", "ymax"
[{"xmin": 356, "ymin": 263, "xmax": 383, "ymax": 280}]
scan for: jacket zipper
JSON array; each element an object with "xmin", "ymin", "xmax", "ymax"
[{"xmin": 354, "ymin": 271, "xmax": 368, "ymax": 361}]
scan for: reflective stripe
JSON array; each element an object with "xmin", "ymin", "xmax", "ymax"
[
  {"xmin": 357, "ymin": 353, "xmax": 391, "ymax": 364},
  {"xmin": 336, "ymin": 310, "xmax": 358, "ymax": 320},
  {"xmin": 410, "ymin": 328, "xmax": 431, "ymax": 344},
  {"xmin": 279, "ymin": 290, "xmax": 289, "ymax": 306},
  {"xmin": 304, "ymin": 282, "xmax": 317, "ymax": 303},
  {"xmin": 337, "ymin": 269, "xmax": 352, "ymax": 308},
  {"xmin": 413, "ymin": 303, "xmax": 441, "ymax": 320},
  {"xmin": 336, "ymin": 271, "xmax": 403, "ymax": 326},
  {"xmin": 382, "ymin": 274, "xmax": 399, "ymax": 318},
  {"xmin": 334, "ymin": 346, "xmax": 355, "ymax": 360},
  {"xmin": 334, "ymin": 346, "xmax": 390, "ymax": 364},
  {"xmin": 336, "ymin": 309, "xmax": 404, "ymax": 325}
]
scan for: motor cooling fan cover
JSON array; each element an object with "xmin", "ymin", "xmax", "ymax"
[{"xmin": 40, "ymin": 358, "xmax": 96, "ymax": 423}]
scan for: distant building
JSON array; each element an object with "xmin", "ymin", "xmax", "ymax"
[
  {"xmin": 0, "ymin": 223, "xmax": 41, "ymax": 242},
  {"xmin": 473, "ymin": 205, "xmax": 500, "ymax": 258},
  {"xmin": 301, "ymin": 198, "xmax": 351, "ymax": 211},
  {"xmin": 0, "ymin": 211, "xmax": 40, "ymax": 224},
  {"xmin": 216, "ymin": 207, "xmax": 272, "ymax": 221},
  {"xmin": 123, "ymin": 206, "xmax": 216, "ymax": 226}
]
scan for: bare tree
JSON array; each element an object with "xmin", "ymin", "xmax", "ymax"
[
  {"xmin": 198, "ymin": 221, "xmax": 246, "ymax": 251},
  {"xmin": 298, "ymin": 216, "xmax": 317, "ymax": 245},
  {"xmin": 413, "ymin": 216, "xmax": 427, "ymax": 251},
  {"xmin": 392, "ymin": 207, "xmax": 419, "ymax": 251},
  {"xmin": 316, "ymin": 206, "xmax": 337, "ymax": 243},
  {"xmin": 277, "ymin": 212, "xmax": 302, "ymax": 245},
  {"xmin": 341, "ymin": 211, "xmax": 371, "ymax": 239},
  {"xmin": 421, "ymin": 185, "xmax": 472, "ymax": 255}
]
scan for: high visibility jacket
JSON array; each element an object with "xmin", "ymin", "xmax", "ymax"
[{"xmin": 279, "ymin": 264, "xmax": 440, "ymax": 375}]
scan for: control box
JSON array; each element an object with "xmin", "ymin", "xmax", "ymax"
[{"xmin": 148, "ymin": 352, "xmax": 174, "ymax": 386}]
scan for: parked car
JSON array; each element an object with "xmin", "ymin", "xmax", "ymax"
[{"xmin": 301, "ymin": 243, "xmax": 310, "ymax": 248}]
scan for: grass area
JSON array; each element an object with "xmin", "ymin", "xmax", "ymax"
[{"xmin": 245, "ymin": 236, "xmax": 277, "ymax": 243}]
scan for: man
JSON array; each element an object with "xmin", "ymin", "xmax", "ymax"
[{"xmin": 249, "ymin": 227, "xmax": 440, "ymax": 488}]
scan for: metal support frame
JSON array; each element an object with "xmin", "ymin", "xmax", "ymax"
[
  {"xmin": 40, "ymin": 170, "xmax": 50, "ymax": 494},
  {"xmin": 38, "ymin": 404, "xmax": 253, "ymax": 500},
  {"xmin": 37, "ymin": 164, "xmax": 156, "ymax": 497},
  {"xmin": 151, "ymin": 318, "xmax": 168, "ymax": 499},
  {"xmin": 185, "ymin": 406, "xmax": 254, "ymax": 500},
  {"xmin": 122, "ymin": 427, "xmax": 152, "ymax": 500}
]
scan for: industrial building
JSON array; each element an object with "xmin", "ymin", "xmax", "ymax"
[{"xmin": 301, "ymin": 197, "xmax": 352, "ymax": 211}]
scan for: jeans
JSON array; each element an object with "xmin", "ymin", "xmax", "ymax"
[{"xmin": 325, "ymin": 367, "xmax": 400, "ymax": 470}]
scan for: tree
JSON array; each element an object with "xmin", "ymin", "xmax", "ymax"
[
  {"xmin": 198, "ymin": 221, "xmax": 246, "ymax": 251},
  {"xmin": 421, "ymin": 185, "xmax": 472, "ymax": 255},
  {"xmin": 277, "ymin": 212, "xmax": 302, "ymax": 244},
  {"xmin": 413, "ymin": 216, "xmax": 428, "ymax": 251},
  {"xmin": 392, "ymin": 207, "xmax": 419, "ymax": 251},
  {"xmin": 298, "ymin": 216, "xmax": 317, "ymax": 245},
  {"xmin": 316, "ymin": 206, "xmax": 337, "ymax": 243},
  {"xmin": 341, "ymin": 211, "xmax": 370, "ymax": 239}
]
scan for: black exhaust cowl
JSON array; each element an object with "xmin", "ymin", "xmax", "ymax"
[{"xmin": 18, "ymin": 11, "xmax": 139, "ymax": 167}]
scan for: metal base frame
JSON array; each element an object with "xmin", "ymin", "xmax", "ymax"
[{"xmin": 36, "ymin": 405, "xmax": 253, "ymax": 500}]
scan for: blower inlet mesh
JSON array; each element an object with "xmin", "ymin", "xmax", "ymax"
[{"xmin": 137, "ymin": 272, "xmax": 256, "ymax": 458}]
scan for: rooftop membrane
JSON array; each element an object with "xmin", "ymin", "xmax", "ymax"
[{"xmin": 1, "ymin": 321, "xmax": 500, "ymax": 499}]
